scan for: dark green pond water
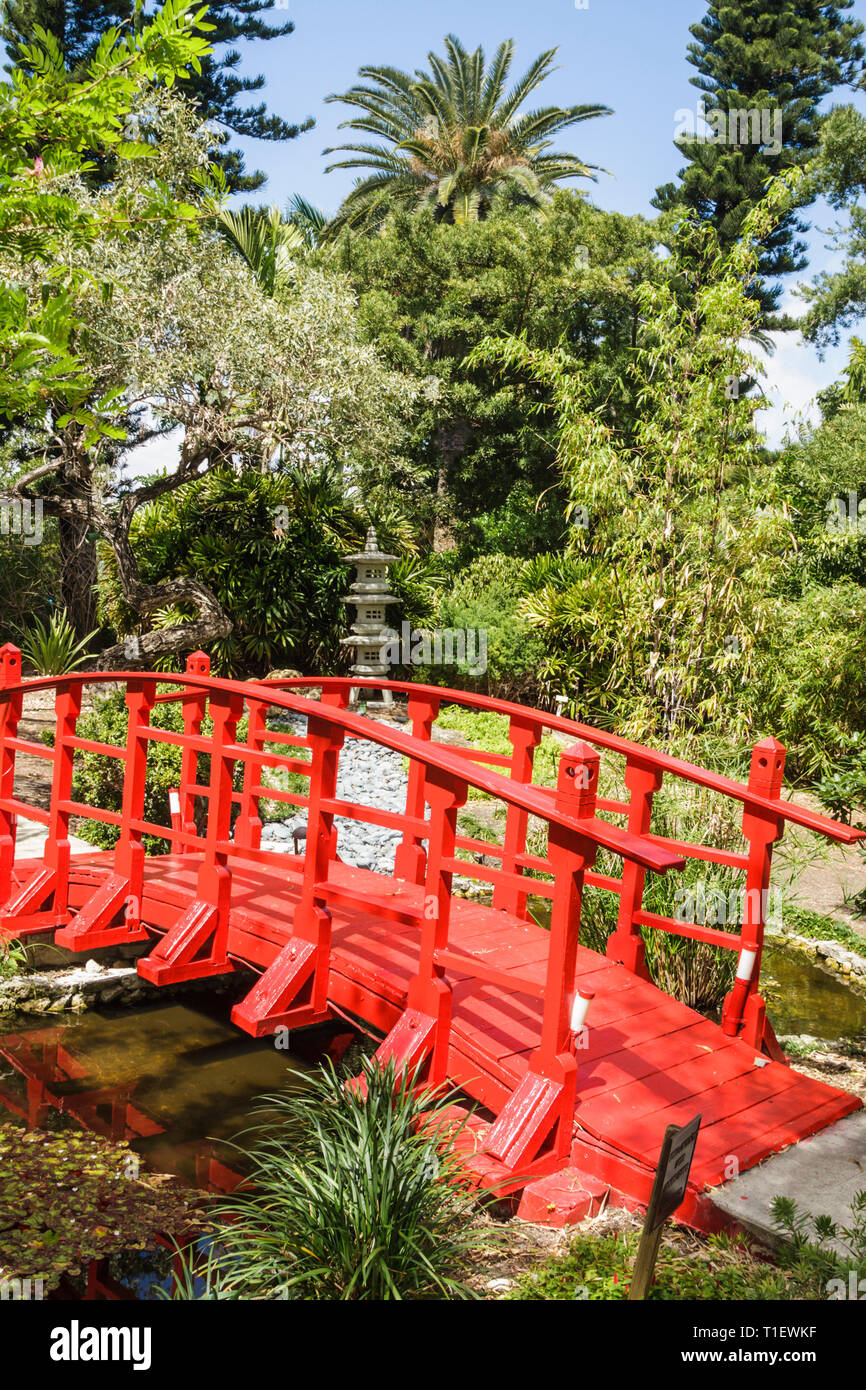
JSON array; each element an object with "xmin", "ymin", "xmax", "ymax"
[
  {"xmin": 761, "ymin": 945, "xmax": 866, "ymax": 1040},
  {"xmin": 0, "ymin": 996, "xmax": 315, "ymax": 1185}
]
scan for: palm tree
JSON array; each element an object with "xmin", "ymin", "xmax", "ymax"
[
  {"xmin": 213, "ymin": 205, "xmax": 305, "ymax": 297},
  {"xmin": 323, "ymin": 34, "xmax": 612, "ymax": 234},
  {"xmin": 285, "ymin": 194, "xmax": 330, "ymax": 249}
]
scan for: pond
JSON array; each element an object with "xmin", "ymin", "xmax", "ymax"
[
  {"xmin": 0, "ymin": 995, "xmax": 341, "ymax": 1298},
  {"xmin": 761, "ymin": 945, "xmax": 866, "ymax": 1041}
]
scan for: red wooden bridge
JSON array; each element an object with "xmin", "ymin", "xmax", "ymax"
[{"xmin": 0, "ymin": 643, "xmax": 862, "ymax": 1227}]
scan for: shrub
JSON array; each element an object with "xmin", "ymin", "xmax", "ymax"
[
  {"xmin": 179, "ymin": 1058, "xmax": 490, "ymax": 1300},
  {"xmin": 407, "ymin": 553, "xmax": 547, "ymax": 702},
  {"xmin": 510, "ymin": 1219, "xmax": 863, "ymax": 1301},
  {"xmin": 19, "ymin": 609, "xmax": 97, "ymax": 675},
  {"xmin": 53, "ymin": 690, "xmax": 246, "ymax": 855},
  {"xmin": 98, "ymin": 465, "xmax": 370, "ymax": 679}
]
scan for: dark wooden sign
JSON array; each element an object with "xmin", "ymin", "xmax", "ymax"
[{"xmin": 628, "ymin": 1113, "xmax": 701, "ymax": 1300}]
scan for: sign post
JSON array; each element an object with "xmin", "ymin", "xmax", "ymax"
[{"xmin": 628, "ymin": 1113, "xmax": 701, "ymax": 1300}]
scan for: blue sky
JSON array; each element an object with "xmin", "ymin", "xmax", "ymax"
[{"xmin": 190, "ymin": 1, "xmax": 866, "ymax": 447}]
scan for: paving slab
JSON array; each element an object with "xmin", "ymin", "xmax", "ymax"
[
  {"xmin": 708, "ymin": 1109, "xmax": 866, "ymax": 1256},
  {"xmin": 15, "ymin": 822, "xmax": 94, "ymax": 858}
]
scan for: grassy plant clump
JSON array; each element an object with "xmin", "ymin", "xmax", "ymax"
[
  {"xmin": 175, "ymin": 1058, "xmax": 490, "ymax": 1300},
  {"xmin": 510, "ymin": 1198, "xmax": 866, "ymax": 1301},
  {"xmin": 0, "ymin": 937, "xmax": 28, "ymax": 981},
  {"xmin": 18, "ymin": 609, "xmax": 98, "ymax": 676},
  {"xmin": 782, "ymin": 903, "xmax": 866, "ymax": 957}
]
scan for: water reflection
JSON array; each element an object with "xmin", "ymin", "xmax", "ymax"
[{"xmin": 0, "ymin": 997, "xmax": 328, "ymax": 1187}]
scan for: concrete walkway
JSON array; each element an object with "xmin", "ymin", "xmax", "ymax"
[
  {"xmin": 14, "ymin": 822, "xmax": 94, "ymax": 859},
  {"xmin": 709, "ymin": 1110, "xmax": 866, "ymax": 1257}
]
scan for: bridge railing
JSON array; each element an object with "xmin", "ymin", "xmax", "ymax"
[
  {"xmin": 264, "ymin": 676, "xmax": 865, "ymax": 1059},
  {"xmin": 0, "ymin": 649, "xmax": 682, "ymax": 1138}
]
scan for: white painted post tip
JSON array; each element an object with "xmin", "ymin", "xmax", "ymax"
[
  {"xmin": 169, "ymin": 791, "xmax": 181, "ymax": 816},
  {"xmin": 570, "ymin": 990, "xmax": 594, "ymax": 1032},
  {"xmin": 736, "ymin": 948, "xmax": 757, "ymax": 982}
]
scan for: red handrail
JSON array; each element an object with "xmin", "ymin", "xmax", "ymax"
[{"xmin": 263, "ymin": 676, "xmax": 864, "ymax": 845}]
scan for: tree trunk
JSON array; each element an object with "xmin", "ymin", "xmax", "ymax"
[
  {"xmin": 58, "ymin": 510, "xmax": 99, "ymax": 637},
  {"xmin": 432, "ymin": 418, "xmax": 472, "ymax": 553}
]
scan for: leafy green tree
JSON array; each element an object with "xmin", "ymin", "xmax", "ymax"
[
  {"xmin": 799, "ymin": 106, "xmax": 866, "ymax": 347},
  {"xmin": 1, "ymin": 0, "xmax": 312, "ymax": 191},
  {"xmin": 334, "ymin": 193, "xmax": 660, "ymax": 550},
  {"xmin": 3, "ymin": 94, "xmax": 411, "ymax": 665},
  {"xmin": 654, "ymin": 0, "xmax": 864, "ymax": 316},
  {"xmin": 213, "ymin": 204, "xmax": 305, "ymax": 296},
  {"xmin": 324, "ymin": 34, "xmax": 611, "ymax": 234},
  {"xmin": 98, "ymin": 465, "xmax": 367, "ymax": 676},
  {"xmin": 471, "ymin": 176, "xmax": 802, "ymax": 740},
  {"xmin": 0, "ymin": 0, "xmax": 213, "ymax": 426}
]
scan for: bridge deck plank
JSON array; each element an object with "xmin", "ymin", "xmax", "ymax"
[{"xmin": 7, "ymin": 849, "xmax": 859, "ymax": 1206}]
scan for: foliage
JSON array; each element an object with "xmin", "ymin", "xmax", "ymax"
[
  {"xmin": 4, "ymin": 93, "xmax": 413, "ymax": 668},
  {"xmin": 0, "ymin": 515, "xmax": 59, "ymax": 642},
  {"xmin": 781, "ymin": 903, "xmax": 866, "ymax": 955},
  {"xmin": 771, "ymin": 1189, "xmax": 866, "ymax": 1282},
  {"xmin": 755, "ymin": 581, "xmax": 866, "ymax": 781},
  {"xmin": 800, "ymin": 105, "xmax": 866, "ymax": 345},
  {"xmin": 338, "ymin": 195, "xmax": 659, "ymax": 542},
  {"xmin": 323, "ymin": 34, "xmax": 611, "ymax": 234},
  {"xmin": 58, "ymin": 687, "xmax": 246, "ymax": 853},
  {"xmin": 510, "ymin": 1227, "xmax": 829, "ymax": 1301},
  {"xmin": 580, "ymin": 773, "xmax": 745, "ymax": 1012},
  {"xmin": 654, "ymin": 0, "xmax": 864, "ymax": 316},
  {"xmin": 0, "ymin": 0, "xmax": 214, "ymax": 426},
  {"xmin": 812, "ymin": 731, "xmax": 866, "ymax": 823},
  {"xmin": 0, "ymin": 937, "xmax": 28, "ymax": 980},
  {"xmin": 471, "ymin": 177, "xmax": 801, "ymax": 742},
  {"xmin": 98, "ymin": 466, "xmax": 369, "ymax": 677},
  {"xmin": 2, "ymin": 0, "xmax": 312, "ymax": 193},
  {"xmin": 176, "ymin": 1058, "xmax": 490, "ymax": 1300},
  {"xmin": 432, "ymin": 702, "xmax": 560, "ymax": 800},
  {"xmin": 18, "ymin": 608, "xmax": 97, "ymax": 673},
  {"xmin": 0, "ymin": 1124, "xmax": 203, "ymax": 1291},
  {"xmin": 433, "ymin": 554, "xmax": 547, "ymax": 700},
  {"xmin": 212, "ymin": 204, "xmax": 305, "ymax": 297}
]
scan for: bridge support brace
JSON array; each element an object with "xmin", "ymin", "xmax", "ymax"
[
  {"xmin": 137, "ymin": 893, "xmax": 234, "ymax": 986},
  {"xmin": 373, "ymin": 974, "xmax": 452, "ymax": 1091},
  {"xmin": 55, "ymin": 874, "xmax": 149, "ymax": 951},
  {"xmin": 231, "ymin": 918, "xmax": 334, "ymax": 1037}
]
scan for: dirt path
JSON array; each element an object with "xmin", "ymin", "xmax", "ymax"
[{"xmin": 779, "ymin": 790, "xmax": 866, "ymax": 940}]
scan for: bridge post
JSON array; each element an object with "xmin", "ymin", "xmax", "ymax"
[
  {"xmin": 56, "ymin": 677, "xmax": 158, "ymax": 949},
  {"xmin": 233, "ymin": 695, "xmax": 267, "ymax": 854},
  {"xmin": 484, "ymin": 742, "xmax": 599, "ymax": 1174},
  {"xmin": 42, "ymin": 681, "xmax": 84, "ymax": 919},
  {"xmin": 492, "ymin": 714, "xmax": 541, "ymax": 917},
  {"xmin": 177, "ymin": 652, "xmax": 210, "ymax": 853},
  {"xmin": 138, "ymin": 686, "xmax": 245, "ymax": 984},
  {"xmin": 0, "ymin": 645, "xmax": 23, "ymax": 907},
  {"xmin": 722, "ymin": 737, "xmax": 786, "ymax": 1057},
  {"xmin": 393, "ymin": 691, "xmax": 440, "ymax": 884},
  {"xmin": 605, "ymin": 758, "xmax": 663, "ymax": 979},
  {"xmin": 378, "ymin": 763, "xmax": 466, "ymax": 1088}
]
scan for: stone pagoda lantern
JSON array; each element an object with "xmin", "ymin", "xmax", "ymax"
[{"xmin": 341, "ymin": 526, "xmax": 399, "ymax": 707}]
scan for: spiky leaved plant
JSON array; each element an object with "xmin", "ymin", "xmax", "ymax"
[{"xmin": 173, "ymin": 1057, "xmax": 493, "ymax": 1300}]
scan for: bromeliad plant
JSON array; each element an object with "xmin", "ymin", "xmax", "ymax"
[
  {"xmin": 173, "ymin": 1057, "xmax": 491, "ymax": 1300},
  {"xmin": 18, "ymin": 609, "xmax": 98, "ymax": 674}
]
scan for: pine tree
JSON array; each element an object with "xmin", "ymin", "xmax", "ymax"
[
  {"xmin": 654, "ymin": 1, "xmax": 865, "ymax": 315},
  {"xmin": 1, "ymin": 0, "xmax": 313, "ymax": 190}
]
